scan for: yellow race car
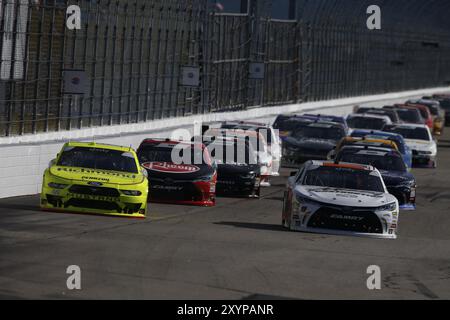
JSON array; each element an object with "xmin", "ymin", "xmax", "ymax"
[{"xmin": 41, "ymin": 142, "xmax": 149, "ymax": 218}]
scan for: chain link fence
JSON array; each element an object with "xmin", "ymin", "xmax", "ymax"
[{"xmin": 1, "ymin": 0, "xmax": 450, "ymax": 137}]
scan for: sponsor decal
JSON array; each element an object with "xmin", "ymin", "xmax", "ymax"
[
  {"xmin": 68, "ymin": 193, "xmax": 118, "ymax": 202},
  {"xmin": 82, "ymin": 176, "xmax": 110, "ymax": 182},
  {"xmin": 142, "ymin": 162, "xmax": 200, "ymax": 174},
  {"xmin": 151, "ymin": 185, "xmax": 183, "ymax": 191},
  {"xmin": 330, "ymin": 214, "xmax": 364, "ymax": 221},
  {"xmin": 88, "ymin": 181, "xmax": 103, "ymax": 186}
]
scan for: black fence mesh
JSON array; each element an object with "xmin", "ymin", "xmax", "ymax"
[{"xmin": 0, "ymin": 0, "xmax": 449, "ymax": 137}]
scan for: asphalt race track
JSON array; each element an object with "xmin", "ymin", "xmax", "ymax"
[{"xmin": 1, "ymin": 134, "xmax": 450, "ymax": 300}]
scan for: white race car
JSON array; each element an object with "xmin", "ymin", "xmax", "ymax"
[
  {"xmin": 282, "ymin": 161, "xmax": 399, "ymax": 239},
  {"xmin": 220, "ymin": 121, "xmax": 282, "ymax": 177},
  {"xmin": 383, "ymin": 124, "xmax": 437, "ymax": 168}
]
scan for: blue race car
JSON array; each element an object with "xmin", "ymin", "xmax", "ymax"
[
  {"xmin": 350, "ymin": 129, "xmax": 413, "ymax": 169},
  {"xmin": 335, "ymin": 145, "xmax": 416, "ymax": 210}
]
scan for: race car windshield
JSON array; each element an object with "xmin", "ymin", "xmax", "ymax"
[
  {"xmin": 337, "ymin": 151, "xmax": 407, "ymax": 172},
  {"xmin": 273, "ymin": 119, "xmax": 306, "ymax": 132},
  {"xmin": 221, "ymin": 125, "xmax": 273, "ymax": 145},
  {"xmin": 57, "ymin": 147, "xmax": 138, "ymax": 173},
  {"xmin": 347, "ymin": 117, "xmax": 386, "ymax": 130},
  {"xmin": 139, "ymin": 145, "xmax": 211, "ymax": 166},
  {"xmin": 384, "ymin": 127, "xmax": 431, "ymax": 141},
  {"xmin": 206, "ymin": 141, "xmax": 257, "ymax": 165},
  {"xmin": 304, "ymin": 167, "xmax": 384, "ymax": 192},
  {"xmin": 396, "ymin": 109, "xmax": 423, "ymax": 124},
  {"xmin": 292, "ymin": 125, "xmax": 345, "ymax": 141}
]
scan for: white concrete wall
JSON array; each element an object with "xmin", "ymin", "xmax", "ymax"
[{"xmin": 0, "ymin": 87, "xmax": 448, "ymax": 199}]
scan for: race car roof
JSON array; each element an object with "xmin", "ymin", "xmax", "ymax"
[
  {"xmin": 302, "ymin": 114, "xmax": 347, "ymax": 123},
  {"xmin": 341, "ymin": 137, "xmax": 398, "ymax": 148},
  {"xmin": 350, "ymin": 129, "xmax": 403, "ymax": 138},
  {"xmin": 339, "ymin": 145, "xmax": 398, "ymax": 154},
  {"xmin": 385, "ymin": 123, "xmax": 429, "ymax": 130},
  {"xmin": 311, "ymin": 160, "xmax": 375, "ymax": 171},
  {"xmin": 64, "ymin": 141, "xmax": 135, "ymax": 153},
  {"xmin": 347, "ymin": 113, "xmax": 391, "ymax": 121},
  {"xmin": 140, "ymin": 138, "xmax": 205, "ymax": 149},
  {"xmin": 223, "ymin": 120, "xmax": 270, "ymax": 128}
]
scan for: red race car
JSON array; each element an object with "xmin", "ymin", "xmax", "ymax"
[{"xmin": 137, "ymin": 139, "xmax": 217, "ymax": 207}]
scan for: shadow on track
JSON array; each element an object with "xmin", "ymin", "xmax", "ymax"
[
  {"xmin": 214, "ymin": 221, "xmax": 285, "ymax": 232},
  {"xmin": 0, "ymin": 202, "xmax": 40, "ymax": 213}
]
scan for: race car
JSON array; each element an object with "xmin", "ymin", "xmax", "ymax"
[
  {"xmin": 282, "ymin": 161, "xmax": 399, "ymax": 239},
  {"xmin": 327, "ymin": 136, "xmax": 399, "ymax": 160},
  {"xmin": 334, "ymin": 146, "xmax": 416, "ymax": 210},
  {"xmin": 272, "ymin": 114, "xmax": 315, "ymax": 140},
  {"xmin": 208, "ymin": 128, "xmax": 273, "ymax": 186},
  {"xmin": 350, "ymin": 129, "xmax": 413, "ymax": 168},
  {"xmin": 383, "ymin": 106, "xmax": 423, "ymax": 125},
  {"xmin": 428, "ymin": 94, "xmax": 450, "ymax": 126},
  {"xmin": 282, "ymin": 121, "xmax": 347, "ymax": 166},
  {"xmin": 383, "ymin": 124, "xmax": 437, "ymax": 168},
  {"xmin": 347, "ymin": 113, "xmax": 392, "ymax": 130},
  {"xmin": 199, "ymin": 134, "xmax": 261, "ymax": 198},
  {"xmin": 407, "ymin": 99, "xmax": 446, "ymax": 135},
  {"xmin": 355, "ymin": 107, "xmax": 401, "ymax": 124},
  {"xmin": 302, "ymin": 114, "xmax": 349, "ymax": 133},
  {"xmin": 40, "ymin": 142, "xmax": 149, "ymax": 218},
  {"xmin": 137, "ymin": 139, "xmax": 217, "ymax": 206},
  {"xmin": 220, "ymin": 121, "xmax": 282, "ymax": 176},
  {"xmin": 399, "ymin": 104, "xmax": 434, "ymax": 130}
]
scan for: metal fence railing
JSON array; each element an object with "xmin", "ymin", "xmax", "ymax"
[{"xmin": 1, "ymin": 0, "xmax": 450, "ymax": 137}]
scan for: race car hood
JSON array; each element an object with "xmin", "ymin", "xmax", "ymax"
[
  {"xmin": 284, "ymin": 137, "xmax": 337, "ymax": 151},
  {"xmin": 378, "ymin": 170, "xmax": 415, "ymax": 187},
  {"xmin": 217, "ymin": 163, "xmax": 261, "ymax": 176},
  {"xmin": 49, "ymin": 166, "xmax": 145, "ymax": 185},
  {"xmin": 141, "ymin": 162, "xmax": 215, "ymax": 180},
  {"xmin": 295, "ymin": 185, "xmax": 393, "ymax": 208}
]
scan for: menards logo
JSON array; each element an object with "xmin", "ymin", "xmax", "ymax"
[{"xmin": 82, "ymin": 176, "xmax": 110, "ymax": 182}]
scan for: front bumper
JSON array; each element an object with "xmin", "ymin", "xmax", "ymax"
[
  {"xmin": 290, "ymin": 226, "xmax": 397, "ymax": 239},
  {"xmin": 271, "ymin": 159, "xmax": 281, "ymax": 176},
  {"xmin": 412, "ymin": 152, "xmax": 436, "ymax": 168},
  {"xmin": 433, "ymin": 120, "xmax": 444, "ymax": 135},
  {"xmin": 216, "ymin": 177, "xmax": 260, "ymax": 197},
  {"xmin": 287, "ymin": 203, "xmax": 398, "ymax": 240},
  {"xmin": 386, "ymin": 185, "xmax": 416, "ymax": 210},
  {"xmin": 148, "ymin": 179, "xmax": 216, "ymax": 207},
  {"xmin": 41, "ymin": 183, "xmax": 148, "ymax": 218}
]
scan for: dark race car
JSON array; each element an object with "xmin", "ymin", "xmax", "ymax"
[
  {"xmin": 199, "ymin": 135, "xmax": 261, "ymax": 198},
  {"xmin": 427, "ymin": 94, "xmax": 450, "ymax": 126},
  {"xmin": 282, "ymin": 121, "xmax": 346, "ymax": 166},
  {"xmin": 355, "ymin": 107, "xmax": 401, "ymax": 124},
  {"xmin": 335, "ymin": 145, "xmax": 416, "ymax": 210},
  {"xmin": 302, "ymin": 114, "xmax": 349, "ymax": 133},
  {"xmin": 137, "ymin": 139, "xmax": 217, "ymax": 206},
  {"xmin": 273, "ymin": 115, "xmax": 315, "ymax": 140}
]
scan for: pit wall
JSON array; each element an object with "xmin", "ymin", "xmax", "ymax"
[{"xmin": 0, "ymin": 87, "xmax": 448, "ymax": 199}]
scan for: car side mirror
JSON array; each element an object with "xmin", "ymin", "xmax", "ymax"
[
  {"xmin": 48, "ymin": 159, "xmax": 56, "ymax": 168},
  {"xmin": 212, "ymin": 160, "xmax": 218, "ymax": 171}
]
